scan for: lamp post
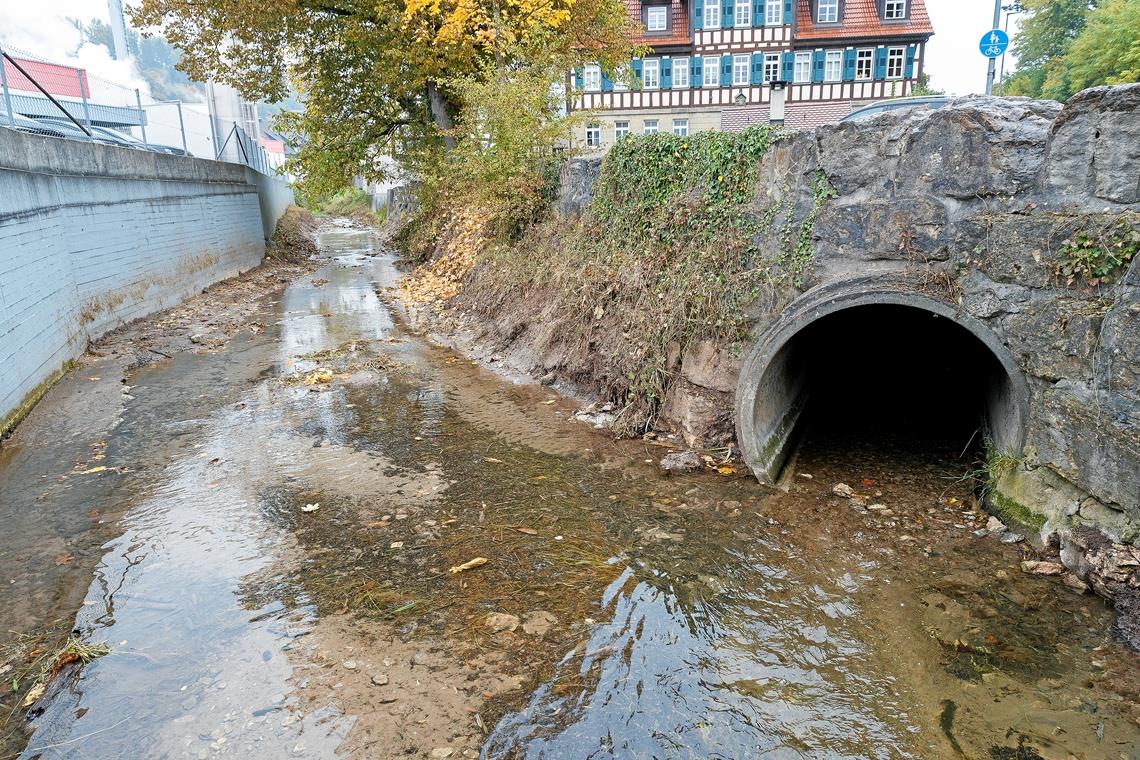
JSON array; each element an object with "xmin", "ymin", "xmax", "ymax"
[{"xmin": 997, "ymin": 2, "xmax": 1023, "ymax": 96}]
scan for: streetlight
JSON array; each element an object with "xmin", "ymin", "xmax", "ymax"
[{"xmin": 998, "ymin": 2, "xmax": 1024, "ymax": 96}]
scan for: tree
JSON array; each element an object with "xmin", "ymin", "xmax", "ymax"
[
  {"xmin": 1065, "ymin": 0, "xmax": 1140, "ymax": 90},
  {"xmin": 130, "ymin": 0, "xmax": 634, "ymax": 195},
  {"xmin": 911, "ymin": 73, "xmax": 945, "ymax": 96},
  {"xmin": 1005, "ymin": 0, "xmax": 1097, "ymax": 99}
]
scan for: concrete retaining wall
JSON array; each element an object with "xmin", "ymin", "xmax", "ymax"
[{"xmin": 0, "ymin": 128, "xmax": 294, "ymax": 430}]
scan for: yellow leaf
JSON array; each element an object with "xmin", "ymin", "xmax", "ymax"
[{"xmin": 449, "ymin": 557, "xmax": 488, "ymax": 574}]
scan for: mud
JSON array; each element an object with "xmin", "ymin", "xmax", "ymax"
[{"xmin": 0, "ymin": 221, "xmax": 1136, "ymax": 760}]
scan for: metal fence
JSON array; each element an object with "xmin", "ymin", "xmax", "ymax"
[{"xmin": 0, "ymin": 43, "xmax": 279, "ymax": 175}]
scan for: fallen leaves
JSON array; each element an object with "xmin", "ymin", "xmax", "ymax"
[
  {"xmin": 54, "ymin": 553, "xmax": 73, "ymax": 566},
  {"xmin": 399, "ymin": 209, "xmax": 488, "ymax": 306},
  {"xmin": 21, "ymin": 683, "xmax": 44, "ymax": 707},
  {"xmin": 303, "ymin": 368, "xmax": 334, "ymax": 385},
  {"xmin": 449, "ymin": 557, "xmax": 488, "ymax": 574}
]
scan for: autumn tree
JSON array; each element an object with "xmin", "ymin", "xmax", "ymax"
[
  {"xmin": 1001, "ymin": 0, "xmax": 1139, "ymax": 99},
  {"xmin": 131, "ymin": 0, "xmax": 634, "ymax": 195}
]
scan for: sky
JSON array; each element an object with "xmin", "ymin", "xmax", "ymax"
[
  {"xmin": 7, "ymin": 0, "xmax": 1019, "ymax": 98},
  {"xmin": 917, "ymin": 0, "xmax": 1021, "ymax": 95}
]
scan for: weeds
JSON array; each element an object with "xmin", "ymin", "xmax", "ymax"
[{"xmin": 0, "ymin": 631, "xmax": 110, "ymax": 722}]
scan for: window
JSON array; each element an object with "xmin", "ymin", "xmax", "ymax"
[
  {"xmin": 733, "ymin": 54, "xmax": 750, "ymax": 86},
  {"xmin": 647, "ymin": 5, "xmax": 667, "ymax": 31},
  {"xmin": 765, "ymin": 0, "xmax": 783, "ymax": 24},
  {"xmin": 735, "ymin": 0, "xmax": 751, "ymax": 27},
  {"xmin": 793, "ymin": 51, "xmax": 812, "ymax": 83},
  {"xmin": 643, "ymin": 119, "xmax": 659, "ymax": 135},
  {"xmin": 583, "ymin": 64, "xmax": 601, "ymax": 91},
  {"xmin": 673, "ymin": 58, "xmax": 690, "ymax": 88},
  {"xmin": 703, "ymin": 56, "xmax": 720, "ymax": 86},
  {"xmin": 643, "ymin": 59, "xmax": 660, "ymax": 89},
  {"xmin": 704, "ymin": 0, "xmax": 721, "ymax": 29},
  {"xmin": 824, "ymin": 50, "xmax": 842, "ymax": 81},
  {"xmin": 585, "ymin": 124, "xmax": 601, "ymax": 147},
  {"xmin": 855, "ymin": 48, "xmax": 873, "ymax": 80},
  {"xmin": 884, "ymin": 0, "xmax": 906, "ymax": 19},
  {"xmin": 615, "ymin": 120, "xmax": 630, "ymax": 140},
  {"xmin": 886, "ymin": 46, "xmax": 904, "ymax": 78},
  {"xmin": 763, "ymin": 53, "xmax": 780, "ymax": 82},
  {"xmin": 817, "ymin": 0, "xmax": 838, "ymax": 23},
  {"xmin": 673, "ymin": 118, "xmax": 689, "ymax": 136}
]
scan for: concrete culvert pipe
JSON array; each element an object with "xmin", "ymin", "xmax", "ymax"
[{"xmin": 735, "ymin": 285, "xmax": 1029, "ymax": 484}]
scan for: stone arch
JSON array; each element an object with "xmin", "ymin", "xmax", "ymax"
[{"xmin": 735, "ymin": 279, "xmax": 1030, "ymax": 483}]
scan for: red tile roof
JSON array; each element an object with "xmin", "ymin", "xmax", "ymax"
[
  {"xmin": 626, "ymin": 0, "xmax": 691, "ymax": 47},
  {"xmin": 795, "ymin": 0, "xmax": 933, "ymax": 41}
]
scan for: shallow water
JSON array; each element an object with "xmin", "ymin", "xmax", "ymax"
[{"xmin": 1, "ymin": 226, "xmax": 1136, "ymax": 759}]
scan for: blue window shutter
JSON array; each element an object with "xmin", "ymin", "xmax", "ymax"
[
  {"xmin": 574, "ymin": 68, "xmax": 583, "ymax": 89},
  {"xmin": 874, "ymin": 46, "xmax": 887, "ymax": 79},
  {"xmin": 751, "ymin": 52, "xmax": 764, "ymax": 85},
  {"xmin": 812, "ymin": 50, "xmax": 824, "ymax": 83},
  {"xmin": 694, "ymin": 0, "xmax": 704, "ymax": 29},
  {"xmin": 632, "ymin": 58, "xmax": 643, "ymax": 87},
  {"xmin": 721, "ymin": 54, "xmax": 733, "ymax": 86},
  {"xmin": 602, "ymin": 70, "xmax": 613, "ymax": 91},
  {"xmin": 662, "ymin": 59, "xmax": 673, "ymax": 88},
  {"xmin": 691, "ymin": 57, "xmax": 703, "ymax": 86},
  {"xmin": 843, "ymin": 49, "xmax": 856, "ymax": 81},
  {"xmin": 904, "ymin": 45, "xmax": 917, "ymax": 78},
  {"xmin": 723, "ymin": 0, "xmax": 734, "ymax": 29},
  {"xmin": 753, "ymin": 0, "xmax": 764, "ymax": 26},
  {"xmin": 783, "ymin": 0, "xmax": 793, "ymax": 24},
  {"xmin": 781, "ymin": 51, "xmax": 794, "ymax": 81}
]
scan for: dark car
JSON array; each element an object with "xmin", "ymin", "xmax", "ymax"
[
  {"xmin": 33, "ymin": 117, "xmax": 190, "ymax": 156},
  {"xmin": 840, "ymin": 95, "xmax": 953, "ymax": 123},
  {"xmin": 1, "ymin": 113, "xmax": 71, "ymax": 138}
]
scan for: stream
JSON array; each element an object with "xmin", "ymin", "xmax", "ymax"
[{"xmin": 0, "ymin": 224, "xmax": 1136, "ymax": 760}]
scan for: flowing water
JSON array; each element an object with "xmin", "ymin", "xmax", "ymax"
[{"xmin": 0, "ymin": 225, "xmax": 1136, "ymax": 760}]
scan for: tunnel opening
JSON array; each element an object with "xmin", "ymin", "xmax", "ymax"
[{"xmin": 739, "ymin": 297, "xmax": 1027, "ymax": 484}]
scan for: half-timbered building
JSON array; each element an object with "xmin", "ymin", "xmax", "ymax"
[{"xmin": 572, "ymin": 0, "xmax": 934, "ymax": 149}]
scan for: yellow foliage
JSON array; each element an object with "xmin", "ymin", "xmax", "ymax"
[{"xmin": 400, "ymin": 209, "xmax": 490, "ymax": 306}]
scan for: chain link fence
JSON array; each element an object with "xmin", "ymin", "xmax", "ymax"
[{"xmin": 0, "ymin": 43, "xmax": 279, "ymax": 174}]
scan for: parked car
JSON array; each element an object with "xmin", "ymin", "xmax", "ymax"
[
  {"xmin": 84, "ymin": 124, "xmax": 191, "ymax": 156},
  {"xmin": 840, "ymin": 95, "xmax": 953, "ymax": 123},
  {"xmin": 33, "ymin": 117, "xmax": 190, "ymax": 156},
  {"xmin": 0, "ymin": 113, "xmax": 71, "ymax": 138}
]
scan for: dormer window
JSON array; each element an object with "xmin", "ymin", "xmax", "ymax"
[
  {"xmin": 884, "ymin": 0, "xmax": 907, "ymax": 19},
  {"xmin": 647, "ymin": 5, "xmax": 668, "ymax": 31},
  {"xmin": 818, "ymin": 0, "xmax": 838, "ymax": 23}
]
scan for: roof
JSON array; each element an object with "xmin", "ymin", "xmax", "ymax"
[
  {"xmin": 795, "ymin": 0, "xmax": 933, "ymax": 41},
  {"xmin": 626, "ymin": 0, "xmax": 691, "ymax": 48}
]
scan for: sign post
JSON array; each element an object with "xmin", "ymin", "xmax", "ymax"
[{"xmin": 982, "ymin": 0, "xmax": 1007, "ymax": 95}]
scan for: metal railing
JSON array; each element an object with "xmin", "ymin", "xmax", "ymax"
[{"xmin": 0, "ymin": 44, "xmax": 285, "ymax": 176}]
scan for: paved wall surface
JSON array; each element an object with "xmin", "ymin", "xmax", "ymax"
[{"xmin": 0, "ymin": 129, "xmax": 293, "ymax": 429}]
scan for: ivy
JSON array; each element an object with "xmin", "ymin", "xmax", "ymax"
[{"xmin": 1054, "ymin": 215, "xmax": 1139, "ymax": 288}]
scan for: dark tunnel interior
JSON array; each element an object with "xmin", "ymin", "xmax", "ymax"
[{"xmin": 777, "ymin": 304, "xmax": 1016, "ymax": 468}]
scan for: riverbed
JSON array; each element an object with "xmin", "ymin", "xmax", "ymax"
[{"xmin": 0, "ymin": 223, "xmax": 1136, "ymax": 759}]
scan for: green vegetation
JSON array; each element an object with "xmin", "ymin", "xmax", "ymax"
[
  {"xmin": 1053, "ymin": 215, "xmax": 1139, "ymax": 287},
  {"xmin": 132, "ymin": 0, "xmax": 634, "ymax": 199},
  {"xmin": 441, "ymin": 126, "xmax": 837, "ymax": 436},
  {"xmin": 1005, "ymin": 0, "xmax": 1140, "ymax": 101},
  {"xmin": 305, "ymin": 187, "xmax": 381, "ymax": 226}
]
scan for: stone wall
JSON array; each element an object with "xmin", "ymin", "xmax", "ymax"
[
  {"xmin": 555, "ymin": 86, "xmax": 1139, "ymax": 556},
  {"xmin": 0, "ymin": 128, "xmax": 294, "ymax": 432}
]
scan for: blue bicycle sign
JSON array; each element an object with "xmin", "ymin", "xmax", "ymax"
[{"xmin": 979, "ymin": 29, "xmax": 1010, "ymax": 58}]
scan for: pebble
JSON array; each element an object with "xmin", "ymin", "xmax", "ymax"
[
  {"xmin": 370, "ymin": 673, "xmax": 389, "ymax": 686},
  {"xmin": 431, "ymin": 749, "xmax": 454, "ymax": 758},
  {"xmin": 1000, "ymin": 532, "xmax": 1025, "ymax": 544},
  {"xmin": 485, "ymin": 612, "xmax": 521, "ymax": 633},
  {"xmin": 832, "ymin": 483, "xmax": 854, "ymax": 498},
  {"xmin": 343, "ymin": 660, "xmax": 358, "ymax": 670}
]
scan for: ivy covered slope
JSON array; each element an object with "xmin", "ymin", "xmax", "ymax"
[{"xmin": 458, "ymin": 125, "xmax": 832, "ymax": 439}]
